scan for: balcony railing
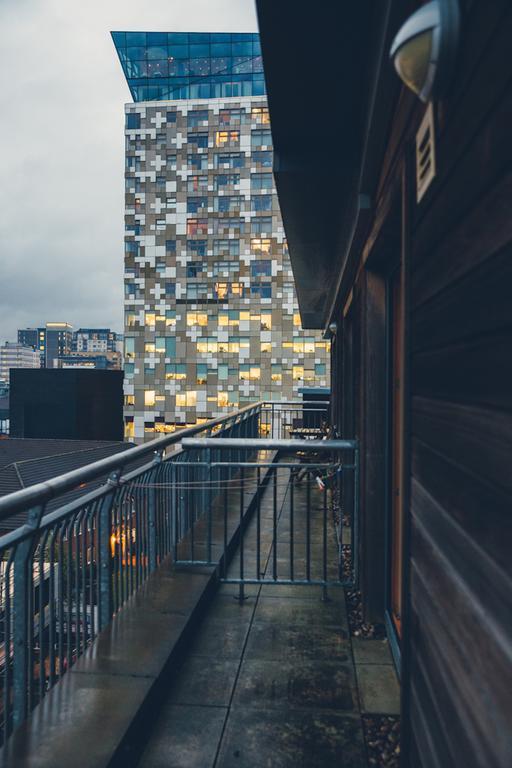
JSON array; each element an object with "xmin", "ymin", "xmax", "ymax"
[{"xmin": 0, "ymin": 399, "xmax": 357, "ymax": 745}]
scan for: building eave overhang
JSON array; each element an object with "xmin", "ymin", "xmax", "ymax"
[{"xmin": 256, "ymin": 0, "xmax": 401, "ymax": 329}]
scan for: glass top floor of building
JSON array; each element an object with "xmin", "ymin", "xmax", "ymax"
[{"xmin": 112, "ymin": 31, "xmax": 266, "ymax": 102}]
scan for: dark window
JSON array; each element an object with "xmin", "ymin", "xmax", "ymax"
[
  {"xmin": 188, "ymin": 240, "xmax": 207, "ymax": 257},
  {"xmin": 187, "ymin": 196, "xmax": 207, "ymax": 213},
  {"xmin": 187, "ymin": 261, "xmax": 203, "ymax": 278},
  {"xmin": 253, "ymin": 150, "xmax": 273, "ymax": 167},
  {"xmin": 126, "ymin": 113, "xmax": 140, "ymax": 129},
  {"xmin": 252, "ymin": 194, "xmax": 272, "ymax": 211},
  {"xmin": 188, "ymin": 133, "xmax": 208, "ymax": 148},
  {"xmin": 251, "ymin": 260, "xmax": 271, "ymax": 277},
  {"xmin": 251, "ymin": 216, "xmax": 272, "ymax": 234},
  {"xmin": 251, "ymin": 282, "xmax": 272, "ymax": 299},
  {"xmin": 166, "ymin": 111, "xmax": 177, "ymax": 123},
  {"xmin": 188, "ymin": 110, "xmax": 208, "ymax": 128},
  {"xmin": 165, "ymin": 239, "xmax": 176, "ymax": 253}
]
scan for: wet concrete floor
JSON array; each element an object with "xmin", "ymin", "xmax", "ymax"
[{"xmin": 138, "ymin": 464, "xmax": 399, "ymax": 767}]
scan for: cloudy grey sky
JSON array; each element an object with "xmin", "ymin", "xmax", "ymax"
[{"xmin": 0, "ymin": 0, "xmax": 257, "ymax": 342}]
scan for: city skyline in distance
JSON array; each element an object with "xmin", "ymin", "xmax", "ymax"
[{"xmin": 0, "ymin": 0, "xmax": 257, "ymax": 342}]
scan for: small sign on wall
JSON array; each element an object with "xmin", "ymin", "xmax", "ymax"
[{"xmin": 416, "ymin": 103, "xmax": 436, "ymax": 203}]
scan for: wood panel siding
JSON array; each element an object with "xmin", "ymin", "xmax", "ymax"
[{"xmin": 405, "ymin": 3, "xmax": 512, "ymax": 763}]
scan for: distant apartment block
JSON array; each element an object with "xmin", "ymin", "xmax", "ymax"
[
  {"xmin": 73, "ymin": 328, "xmax": 123, "ymax": 354},
  {"xmin": 17, "ymin": 325, "xmax": 123, "ymax": 369},
  {"xmin": 113, "ymin": 31, "xmax": 330, "ymax": 441},
  {"xmin": 0, "ymin": 342, "xmax": 40, "ymax": 380}
]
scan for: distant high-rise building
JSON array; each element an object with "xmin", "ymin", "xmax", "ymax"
[
  {"xmin": 18, "ymin": 327, "xmax": 45, "ymax": 367},
  {"xmin": 72, "ymin": 328, "xmax": 123, "ymax": 354},
  {"xmin": 112, "ymin": 31, "xmax": 330, "ymax": 442},
  {"xmin": 44, "ymin": 322, "xmax": 73, "ymax": 368},
  {"xmin": 0, "ymin": 343, "xmax": 40, "ymax": 380}
]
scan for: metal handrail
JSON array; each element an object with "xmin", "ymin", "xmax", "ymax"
[{"xmin": 0, "ymin": 401, "xmax": 263, "ymax": 519}]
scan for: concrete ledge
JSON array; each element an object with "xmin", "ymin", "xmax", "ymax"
[{"xmin": 0, "ymin": 452, "xmax": 277, "ymax": 768}]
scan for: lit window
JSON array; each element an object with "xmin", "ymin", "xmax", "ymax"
[
  {"xmin": 144, "ymin": 390, "xmax": 155, "ymax": 407},
  {"xmin": 293, "ymin": 313, "xmax": 301, "ymax": 328},
  {"xmin": 166, "ymin": 310, "xmax": 176, "ymax": 327},
  {"xmin": 165, "ymin": 364, "xmax": 186, "ymax": 380},
  {"xmin": 215, "ymin": 130, "xmax": 239, "ymax": 147},
  {"xmin": 145, "ymin": 342, "xmax": 155, "ymax": 353},
  {"xmin": 251, "ymin": 106, "xmax": 270, "ymax": 124},
  {"xmin": 260, "ymin": 342, "xmax": 271, "ymax": 353},
  {"xmin": 176, "ymin": 391, "xmax": 197, "ymax": 407},
  {"xmin": 196, "ymin": 364, "xmax": 208, "ymax": 384},
  {"xmin": 260, "ymin": 312, "xmax": 272, "ymax": 330},
  {"xmin": 187, "ymin": 218, "xmax": 208, "ymax": 237},
  {"xmin": 304, "ymin": 338, "xmax": 315, "ymax": 354},
  {"xmin": 217, "ymin": 391, "xmax": 229, "ymax": 407},
  {"xmin": 292, "ymin": 366, "xmax": 304, "ymax": 381},
  {"xmin": 145, "ymin": 313, "xmax": 156, "ymax": 328},
  {"xmin": 271, "ymin": 365, "xmax": 282, "ymax": 383},
  {"xmin": 251, "ymin": 238, "xmax": 271, "ymax": 255},
  {"xmin": 187, "ymin": 312, "xmax": 208, "ymax": 327},
  {"xmin": 124, "ymin": 337, "xmax": 135, "ymax": 360}
]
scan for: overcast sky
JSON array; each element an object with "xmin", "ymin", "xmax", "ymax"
[{"xmin": 0, "ymin": 0, "xmax": 257, "ymax": 342}]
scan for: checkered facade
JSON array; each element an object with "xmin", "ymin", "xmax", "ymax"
[{"xmin": 123, "ymin": 96, "xmax": 330, "ymax": 441}]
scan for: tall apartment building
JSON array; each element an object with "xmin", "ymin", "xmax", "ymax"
[
  {"xmin": 18, "ymin": 323, "xmax": 73, "ymax": 368},
  {"xmin": 73, "ymin": 328, "xmax": 123, "ymax": 354},
  {"xmin": 44, "ymin": 322, "xmax": 73, "ymax": 368},
  {"xmin": 112, "ymin": 31, "xmax": 330, "ymax": 441},
  {"xmin": 0, "ymin": 343, "xmax": 40, "ymax": 381}
]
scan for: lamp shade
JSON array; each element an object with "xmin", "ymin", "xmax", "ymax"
[{"xmin": 390, "ymin": 0, "xmax": 460, "ymax": 102}]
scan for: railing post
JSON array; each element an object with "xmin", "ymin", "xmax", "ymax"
[
  {"xmin": 98, "ymin": 471, "xmax": 120, "ymax": 631},
  {"xmin": 12, "ymin": 504, "xmax": 44, "ymax": 730},
  {"xmin": 148, "ymin": 451, "xmax": 163, "ymax": 572}
]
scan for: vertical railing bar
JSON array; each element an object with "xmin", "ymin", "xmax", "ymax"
[
  {"xmin": 98, "ymin": 471, "xmax": 120, "ymax": 632},
  {"xmin": 256, "ymin": 466, "xmax": 261, "ymax": 580},
  {"xmin": 238, "ymin": 465, "xmax": 245, "ymax": 602},
  {"xmin": 48, "ymin": 531, "xmax": 57, "ymax": 689},
  {"xmin": 272, "ymin": 469, "xmax": 277, "ymax": 581},
  {"xmin": 323, "ymin": 482, "xmax": 328, "ymax": 601},
  {"xmin": 290, "ymin": 470, "xmax": 294, "ymax": 582},
  {"xmin": 223, "ymin": 465, "xmax": 228, "ymax": 580},
  {"xmin": 12, "ymin": 503, "xmax": 44, "ymax": 730},
  {"xmin": 306, "ymin": 472, "xmax": 311, "ymax": 582}
]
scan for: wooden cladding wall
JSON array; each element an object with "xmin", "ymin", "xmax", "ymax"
[{"xmin": 406, "ymin": 2, "xmax": 512, "ymax": 765}]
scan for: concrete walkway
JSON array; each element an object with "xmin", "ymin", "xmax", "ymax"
[{"xmin": 138, "ymin": 464, "xmax": 399, "ymax": 768}]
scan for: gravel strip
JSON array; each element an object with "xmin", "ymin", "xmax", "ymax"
[{"xmin": 363, "ymin": 715, "xmax": 400, "ymax": 767}]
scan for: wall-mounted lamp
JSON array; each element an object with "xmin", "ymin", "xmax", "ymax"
[
  {"xmin": 390, "ymin": 0, "xmax": 460, "ymax": 102},
  {"xmin": 328, "ymin": 322, "xmax": 337, "ymax": 336}
]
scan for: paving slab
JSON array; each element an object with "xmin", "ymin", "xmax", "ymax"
[
  {"xmin": 244, "ymin": 622, "xmax": 350, "ymax": 661},
  {"xmin": 352, "ymin": 637, "xmax": 394, "ymax": 665},
  {"xmin": 216, "ymin": 708, "xmax": 366, "ymax": 768},
  {"xmin": 138, "ymin": 704, "xmax": 227, "ymax": 768},
  {"xmin": 233, "ymin": 658, "xmax": 358, "ymax": 711},
  {"xmin": 356, "ymin": 664, "xmax": 401, "ymax": 714},
  {"xmin": 166, "ymin": 656, "xmax": 239, "ymax": 707},
  {"xmin": 253, "ymin": 595, "xmax": 348, "ymax": 628}
]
